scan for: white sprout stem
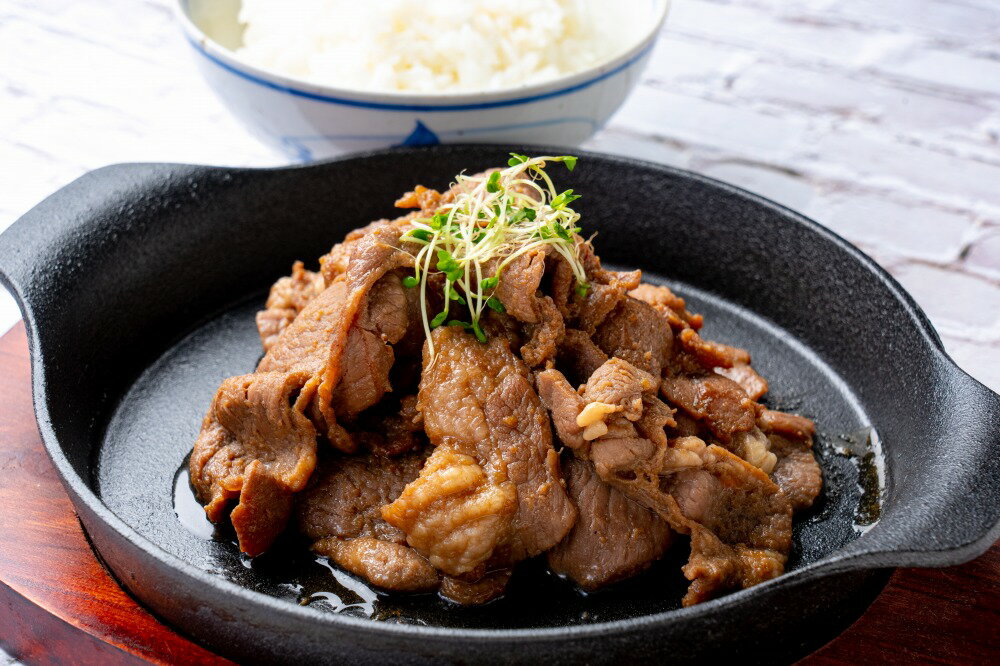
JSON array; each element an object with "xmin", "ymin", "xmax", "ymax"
[{"xmin": 400, "ymin": 155, "xmax": 587, "ymax": 360}]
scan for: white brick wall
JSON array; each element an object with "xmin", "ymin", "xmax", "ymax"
[{"xmin": 1, "ymin": 0, "xmax": 998, "ymax": 392}]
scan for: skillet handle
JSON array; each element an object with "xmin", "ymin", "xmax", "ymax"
[
  {"xmin": 0, "ymin": 163, "xmax": 210, "ymax": 327},
  {"xmin": 835, "ymin": 356, "xmax": 1000, "ymax": 572}
]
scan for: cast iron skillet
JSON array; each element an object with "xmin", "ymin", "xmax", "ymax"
[{"xmin": 0, "ymin": 146, "xmax": 997, "ymax": 664}]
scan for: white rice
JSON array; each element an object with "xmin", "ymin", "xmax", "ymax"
[{"xmin": 232, "ymin": 0, "xmax": 640, "ymax": 93}]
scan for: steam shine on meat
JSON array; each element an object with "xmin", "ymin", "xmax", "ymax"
[{"xmin": 189, "ymin": 174, "xmax": 823, "ymax": 609}]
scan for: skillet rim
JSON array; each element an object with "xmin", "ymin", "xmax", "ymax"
[{"xmin": 1, "ymin": 144, "xmax": 997, "ymax": 643}]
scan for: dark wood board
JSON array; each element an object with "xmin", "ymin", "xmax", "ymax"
[{"xmin": 0, "ymin": 322, "xmax": 995, "ymax": 664}]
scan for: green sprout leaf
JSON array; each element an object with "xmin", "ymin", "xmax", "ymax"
[
  {"xmin": 402, "ymin": 276, "xmax": 419, "ymax": 288},
  {"xmin": 486, "ymin": 171, "xmax": 502, "ymax": 193},
  {"xmin": 486, "ymin": 296, "xmax": 506, "ymax": 313},
  {"xmin": 431, "ymin": 311, "xmax": 448, "ymax": 328}
]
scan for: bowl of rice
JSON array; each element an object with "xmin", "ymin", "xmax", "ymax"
[{"xmin": 176, "ymin": 0, "xmax": 670, "ymax": 160}]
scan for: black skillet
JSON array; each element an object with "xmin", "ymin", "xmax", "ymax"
[{"xmin": 0, "ymin": 146, "xmax": 997, "ymax": 664}]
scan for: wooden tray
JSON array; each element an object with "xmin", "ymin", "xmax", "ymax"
[{"xmin": 0, "ymin": 322, "xmax": 995, "ymax": 664}]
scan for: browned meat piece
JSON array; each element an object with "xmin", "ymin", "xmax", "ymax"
[
  {"xmin": 677, "ymin": 328, "xmax": 750, "ymax": 369},
  {"xmin": 190, "ymin": 371, "xmax": 317, "ymax": 556},
  {"xmin": 593, "ymin": 297, "xmax": 672, "ymax": 379},
  {"xmin": 758, "ymin": 408, "xmax": 816, "ymax": 441},
  {"xmin": 570, "ymin": 240, "xmax": 642, "ymax": 334},
  {"xmin": 536, "ymin": 369, "xmax": 587, "ymax": 450},
  {"xmin": 557, "ymin": 328, "xmax": 608, "ymax": 385},
  {"xmin": 353, "ymin": 395, "xmax": 424, "ymax": 457},
  {"xmin": 296, "ymin": 453, "xmax": 425, "ymax": 543},
  {"xmin": 590, "ymin": 435, "xmax": 792, "ymax": 606},
  {"xmin": 660, "ymin": 372, "xmax": 756, "ymax": 442},
  {"xmin": 548, "ymin": 457, "xmax": 672, "ymax": 589},
  {"xmin": 394, "ymin": 184, "xmax": 444, "ymax": 213},
  {"xmin": 768, "ymin": 434, "xmax": 823, "ymax": 512},
  {"xmin": 298, "ymin": 452, "xmax": 440, "ymax": 592},
  {"xmin": 486, "ymin": 249, "xmax": 566, "ymax": 368},
  {"xmin": 255, "ymin": 225, "xmax": 413, "ymax": 448},
  {"xmin": 629, "ymin": 283, "xmax": 704, "ymax": 331},
  {"xmin": 383, "ymin": 327, "xmax": 576, "ymax": 597},
  {"xmin": 541, "ymin": 357, "xmax": 791, "ymax": 605},
  {"xmin": 256, "ymin": 261, "xmax": 326, "ymax": 351},
  {"xmin": 317, "ymin": 225, "xmax": 414, "ymax": 422},
  {"xmin": 440, "ymin": 569, "xmax": 513, "ymax": 605},
  {"xmin": 717, "ymin": 363, "xmax": 769, "ymax": 401},
  {"xmin": 381, "ymin": 445, "xmax": 515, "ymax": 577},
  {"xmin": 758, "ymin": 409, "xmax": 821, "ymax": 511},
  {"xmin": 584, "ymin": 357, "xmax": 657, "ymax": 421},
  {"xmin": 312, "ymin": 537, "xmax": 439, "ymax": 592}
]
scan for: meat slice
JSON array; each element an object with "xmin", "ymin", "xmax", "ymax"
[
  {"xmin": 629, "ymin": 283, "xmax": 704, "ymax": 331},
  {"xmin": 590, "ymin": 436, "xmax": 792, "ymax": 606},
  {"xmin": 717, "ymin": 363, "xmax": 769, "ymax": 401},
  {"xmin": 557, "ymin": 328, "xmax": 608, "ymax": 385},
  {"xmin": 758, "ymin": 409, "xmax": 822, "ymax": 512},
  {"xmin": 190, "ymin": 371, "xmax": 317, "ymax": 556},
  {"xmin": 548, "ymin": 457, "xmax": 672, "ymax": 589},
  {"xmin": 257, "ymin": 224, "xmax": 414, "ymax": 446},
  {"xmin": 660, "ymin": 371, "xmax": 757, "ymax": 442},
  {"xmin": 298, "ymin": 452, "xmax": 439, "ymax": 592},
  {"xmin": 382, "ymin": 327, "xmax": 576, "ymax": 601},
  {"xmin": 296, "ymin": 453, "xmax": 425, "ymax": 543},
  {"xmin": 256, "ymin": 261, "xmax": 326, "ymax": 351},
  {"xmin": 312, "ymin": 537, "xmax": 439, "ymax": 592},
  {"xmin": 381, "ymin": 445, "xmax": 516, "ymax": 577},
  {"xmin": 541, "ymin": 358, "xmax": 792, "ymax": 606},
  {"xmin": 486, "ymin": 249, "xmax": 565, "ymax": 368},
  {"xmin": 536, "ymin": 369, "xmax": 587, "ymax": 451},
  {"xmin": 570, "ymin": 240, "xmax": 642, "ymax": 334},
  {"xmin": 593, "ymin": 297, "xmax": 672, "ymax": 379},
  {"xmin": 677, "ymin": 328, "xmax": 749, "ymax": 369}
]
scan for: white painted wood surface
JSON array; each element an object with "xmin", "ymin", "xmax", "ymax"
[{"xmin": 2, "ymin": 0, "xmax": 998, "ymax": 391}]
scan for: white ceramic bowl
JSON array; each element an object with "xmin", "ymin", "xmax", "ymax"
[{"xmin": 176, "ymin": 0, "xmax": 670, "ymax": 161}]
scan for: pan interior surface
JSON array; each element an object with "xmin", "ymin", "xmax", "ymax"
[{"xmin": 97, "ymin": 270, "xmax": 881, "ymax": 630}]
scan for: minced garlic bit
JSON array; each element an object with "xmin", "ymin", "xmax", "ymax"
[
  {"xmin": 582, "ymin": 421, "xmax": 609, "ymax": 441},
  {"xmin": 576, "ymin": 401, "xmax": 620, "ymax": 428}
]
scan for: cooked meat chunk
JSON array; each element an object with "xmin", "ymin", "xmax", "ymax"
[
  {"xmin": 296, "ymin": 453, "xmax": 425, "ymax": 543},
  {"xmin": 256, "ymin": 261, "xmax": 326, "ymax": 351},
  {"xmin": 677, "ymin": 328, "xmax": 749, "ymax": 369},
  {"xmin": 440, "ymin": 569, "xmax": 513, "ymax": 606},
  {"xmin": 758, "ymin": 408, "xmax": 816, "ymax": 441},
  {"xmin": 717, "ymin": 363, "xmax": 769, "ymax": 401},
  {"xmin": 486, "ymin": 249, "xmax": 566, "ymax": 367},
  {"xmin": 312, "ymin": 537, "xmax": 439, "ymax": 592},
  {"xmin": 584, "ymin": 357, "xmax": 657, "ymax": 422},
  {"xmin": 536, "ymin": 369, "xmax": 587, "ymax": 451},
  {"xmin": 768, "ymin": 434, "xmax": 823, "ymax": 512},
  {"xmin": 570, "ymin": 240, "xmax": 642, "ymax": 333},
  {"xmin": 191, "ymin": 370, "xmax": 317, "ymax": 556},
  {"xmin": 629, "ymin": 283, "xmax": 704, "ymax": 331},
  {"xmin": 591, "ymin": 436, "xmax": 792, "ymax": 606},
  {"xmin": 383, "ymin": 327, "xmax": 576, "ymax": 598},
  {"xmin": 353, "ymin": 395, "xmax": 424, "ymax": 457},
  {"xmin": 382, "ymin": 445, "xmax": 516, "ymax": 577},
  {"xmin": 298, "ymin": 452, "xmax": 440, "ymax": 592},
  {"xmin": 593, "ymin": 297, "xmax": 672, "ymax": 379},
  {"xmin": 660, "ymin": 371, "xmax": 757, "ymax": 442},
  {"xmin": 557, "ymin": 328, "xmax": 608, "ymax": 385},
  {"xmin": 543, "ymin": 357, "xmax": 792, "ymax": 606},
  {"xmin": 548, "ymin": 457, "xmax": 672, "ymax": 589},
  {"xmin": 758, "ymin": 409, "xmax": 822, "ymax": 511}
]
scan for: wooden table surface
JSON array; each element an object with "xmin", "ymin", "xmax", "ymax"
[{"xmin": 0, "ymin": 321, "xmax": 996, "ymax": 665}]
